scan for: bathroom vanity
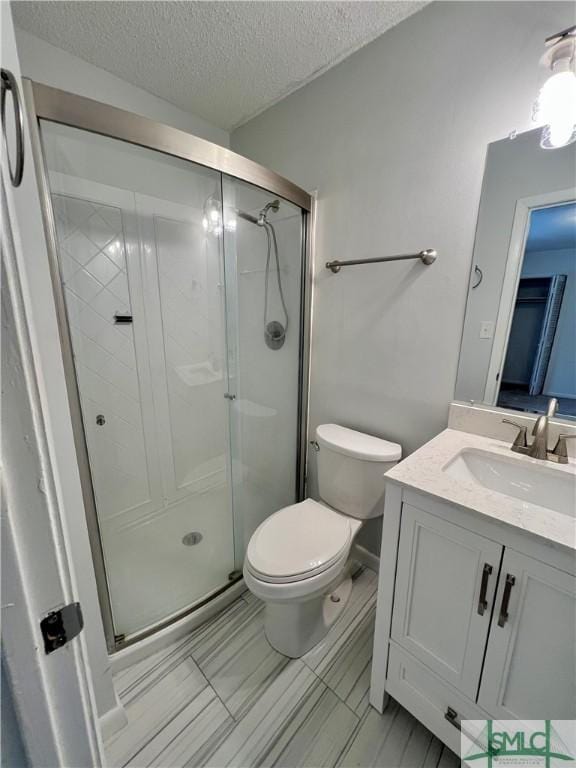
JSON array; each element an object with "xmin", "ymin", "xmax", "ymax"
[
  {"xmin": 369, "ymin": 121, "xmax": 576, "ymax": 754},
  {"xmin": 369, "ymin": 418, "xmax": 576, "ymax": 755}
]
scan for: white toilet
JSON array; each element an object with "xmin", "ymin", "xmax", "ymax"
[{"xmin": 243, "ymin": 424, "xmax": 401, "ymax": 658}]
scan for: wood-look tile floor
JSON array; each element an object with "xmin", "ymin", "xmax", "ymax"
[{"xmin": 105, "ymin": 568, "xmax": 460, "ymax": 768}]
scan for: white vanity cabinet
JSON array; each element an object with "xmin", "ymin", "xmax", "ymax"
[
  {"xmin": 391, "ymin": 504, "xmax": 502, "ymax": 699},
  {"xmin": 371, "ymin": 484, "xmax": 576, "ymax": 755},
  {"xmin": 477, "ymin": 549, "xmax": 576, "ymax": 719}
]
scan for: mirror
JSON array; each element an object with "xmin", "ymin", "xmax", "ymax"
[{"xmin": 455, "ymin": 128, "xmax": 576, "ymax": 420}]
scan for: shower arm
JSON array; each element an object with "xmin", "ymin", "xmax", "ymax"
[
  {"xmin": 326, "ymin": 249, "xmax": 437, "ymax": 274},
  {"xmin": 237, "ymin": 209, "xmax": 259, "ymax": 225}
]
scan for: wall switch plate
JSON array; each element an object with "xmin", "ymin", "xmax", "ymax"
[{"xmin": 479, "ymin": 321, "xmax": 495, "ymax": 339}]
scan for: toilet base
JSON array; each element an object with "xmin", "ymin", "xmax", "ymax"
[{"xmin": 264, "ymin": 575, "xmax": 353, "ymax": 658}]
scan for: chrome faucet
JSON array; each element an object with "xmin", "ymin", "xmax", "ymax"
[
  {"xmin": 502, "ymin": 398, "xmax": 574, "ymax": 463},
  {"xmin": 529, "ymin": 397, "xmax": 558, "ymax": 459}
]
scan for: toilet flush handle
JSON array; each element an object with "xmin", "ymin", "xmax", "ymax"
[{"xmin": 309, "ymin": 440, "xmax": 320, "ymax": 452}]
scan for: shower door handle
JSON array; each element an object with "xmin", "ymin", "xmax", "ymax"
[
  {"xmin": 223, "ymin": 393, "xmax": 236, "ymax": 401},
  {"xmin": 1, "ymin": 68, "xmax": 25, "ymax": 187}
]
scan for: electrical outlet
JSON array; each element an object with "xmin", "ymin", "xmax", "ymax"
[{"xmin": 479, "ymin": 321, "xmax": 495, "ymax": 339}]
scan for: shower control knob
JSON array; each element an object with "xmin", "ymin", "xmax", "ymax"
[{"xmin": 96, "ymin": 414, "xmax": 106, "ymax": 426}]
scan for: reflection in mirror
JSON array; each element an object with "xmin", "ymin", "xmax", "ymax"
[
  {"xmin": 497, "ymin": 203, "xmax": 575, "ymax": 416},
  {"xmin": 455, "ymin": 128, "xmax": 576, "ymax": 420}
]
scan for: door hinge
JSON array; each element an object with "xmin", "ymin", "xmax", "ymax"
[{"xmin": 40, "ymin": 602, "xmax": 84, "ymax": 654}]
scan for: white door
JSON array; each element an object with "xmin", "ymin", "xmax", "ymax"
[
  {"xmin": 391, "ymin": 503, "xmax": 502, "ymax": 699},
  {"xmin": 1, "ymin": 5, "xmax": 103, "ymax": 764},
  {"xmin": 478, "ymin": 549, "xmax": 576, "ymax": 719}
]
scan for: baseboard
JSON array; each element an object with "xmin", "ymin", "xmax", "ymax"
[
  {"xmin": 99, "ymin": 695, "xmax": 127, "ymax": 741},
  {"xmin": 352, "ymin": 543, "xmax": 380, "ymax": 573}
]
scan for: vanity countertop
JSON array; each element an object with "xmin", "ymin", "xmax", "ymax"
[{"xmin": 385, "ymin": 428, "xmax": 576, "ymax": 552}]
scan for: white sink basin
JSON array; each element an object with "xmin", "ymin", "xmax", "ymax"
[{"xmin": 444, "ymin": 448, "xmax": 575, "ymax": 518}]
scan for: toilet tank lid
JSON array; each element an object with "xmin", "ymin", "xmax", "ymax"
[{"xmin": 316, "ymin": 424, "xmax": 401, "ymax": 462}]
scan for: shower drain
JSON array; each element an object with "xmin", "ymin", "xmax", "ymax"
[{"xmin": 182, "ymin": 531, "xmax": 203, "ymax": 546}]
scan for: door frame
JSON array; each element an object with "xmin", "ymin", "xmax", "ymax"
[
  {"xmin": 2, "ymin": 5, "xmax": 105, "ymax": 759},
  {"xmin": 527, "ymin": 274, "xmax": 567, "ymax": 395},
  {"xmin": 484, "ymin": 188, "xmax": 575, "ymax": 405},
  {"xmin": 2, "ymin": 177, "xmax": 105, "ymax": 767},
  {"xmin": 500, "ymin": 274, "xmax": 566, "ymax": 394}
]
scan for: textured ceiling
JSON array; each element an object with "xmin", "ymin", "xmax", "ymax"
[{"xmin": 12, "ymin": 1, "xmax": 428, "ymax": 131}]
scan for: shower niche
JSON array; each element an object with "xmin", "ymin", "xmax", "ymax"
[{"xmin": 36, "ymin": 112, "xmax": 309, "ymax": 651}]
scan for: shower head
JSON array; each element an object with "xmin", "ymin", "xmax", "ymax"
[
  {"xmin": 258, "ymin": 199, "xmax": 280, "ymax": 225},
  {"xmin": 262, "ymin": 199, "xmax": 280, "ymax": 215}
]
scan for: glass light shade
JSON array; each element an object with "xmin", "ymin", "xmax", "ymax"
[{"xmin": 535, "ymin": 68, "xmax": 576, "ymax": 149}]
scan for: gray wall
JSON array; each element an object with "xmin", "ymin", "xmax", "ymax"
[
  {"xmin": 232, "ymin": 1, "xmax": 574, "ymax": 553},
  {"xmin": 14, "ymin": 28, "xmax": 229, "ymax": 148}
]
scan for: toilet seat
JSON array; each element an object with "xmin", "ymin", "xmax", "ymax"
[
  {"xmin": 245, "ymin": 499, "xmax": 355, "ymax": 584},
  {"xmin": 244, "ymin": 547, "xmax": 351, "ymax": 604}
]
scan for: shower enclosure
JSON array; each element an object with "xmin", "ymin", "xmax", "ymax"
[{"xmin": 24, "ymin": 81, "xmax": 312, "ymax": 652}]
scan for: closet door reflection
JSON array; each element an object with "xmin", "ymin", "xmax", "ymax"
[{"xmin": 42, "ymin": 122, "xmax": 235, "ymax": 639}]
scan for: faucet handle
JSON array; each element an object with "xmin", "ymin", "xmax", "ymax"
[
  {"xmin": 551, "ymin": 434, "xmax": 576, "ymax": 464},
  {"xmin": 502, "ymin": 419, "xmax": 528, "ymax": 448},
  {"xmin": 546, "ymin": 398, "xmax": 559, "ymax": 418}
]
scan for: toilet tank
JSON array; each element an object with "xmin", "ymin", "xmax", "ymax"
[{"xmin": 315, "ymin": 424, "xmax": 401, "ymax": 519}]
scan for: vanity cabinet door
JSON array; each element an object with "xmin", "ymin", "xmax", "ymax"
[
  {"xmin": 478, "ymin": 550, "xmax": 576, "ymax": 719},
  {"xmin": 391, "ymin": 504, "xmax": 502, "ymax": 699}
]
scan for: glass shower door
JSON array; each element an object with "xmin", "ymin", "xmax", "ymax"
[
  {"xmin": 40, "ymin": 121, "xmax": 236, "ymax": 641},
  {"xmin": 222, "ymin": 176, "xmax": 305, "ymax": 557}
]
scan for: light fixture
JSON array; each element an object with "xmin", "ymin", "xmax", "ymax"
[{"xmin": 534, "ymin": 25, "xmax": 576, "ymax": 149}]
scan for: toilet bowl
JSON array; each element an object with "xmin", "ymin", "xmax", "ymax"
[{"xmin": 244, "ymin": 424, "xmax": 401, "ymax": 658}]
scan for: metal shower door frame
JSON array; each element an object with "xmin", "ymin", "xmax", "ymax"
[{"xmin": 21, "ymin": 78, "xmax": 314, "ymax": 654}]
